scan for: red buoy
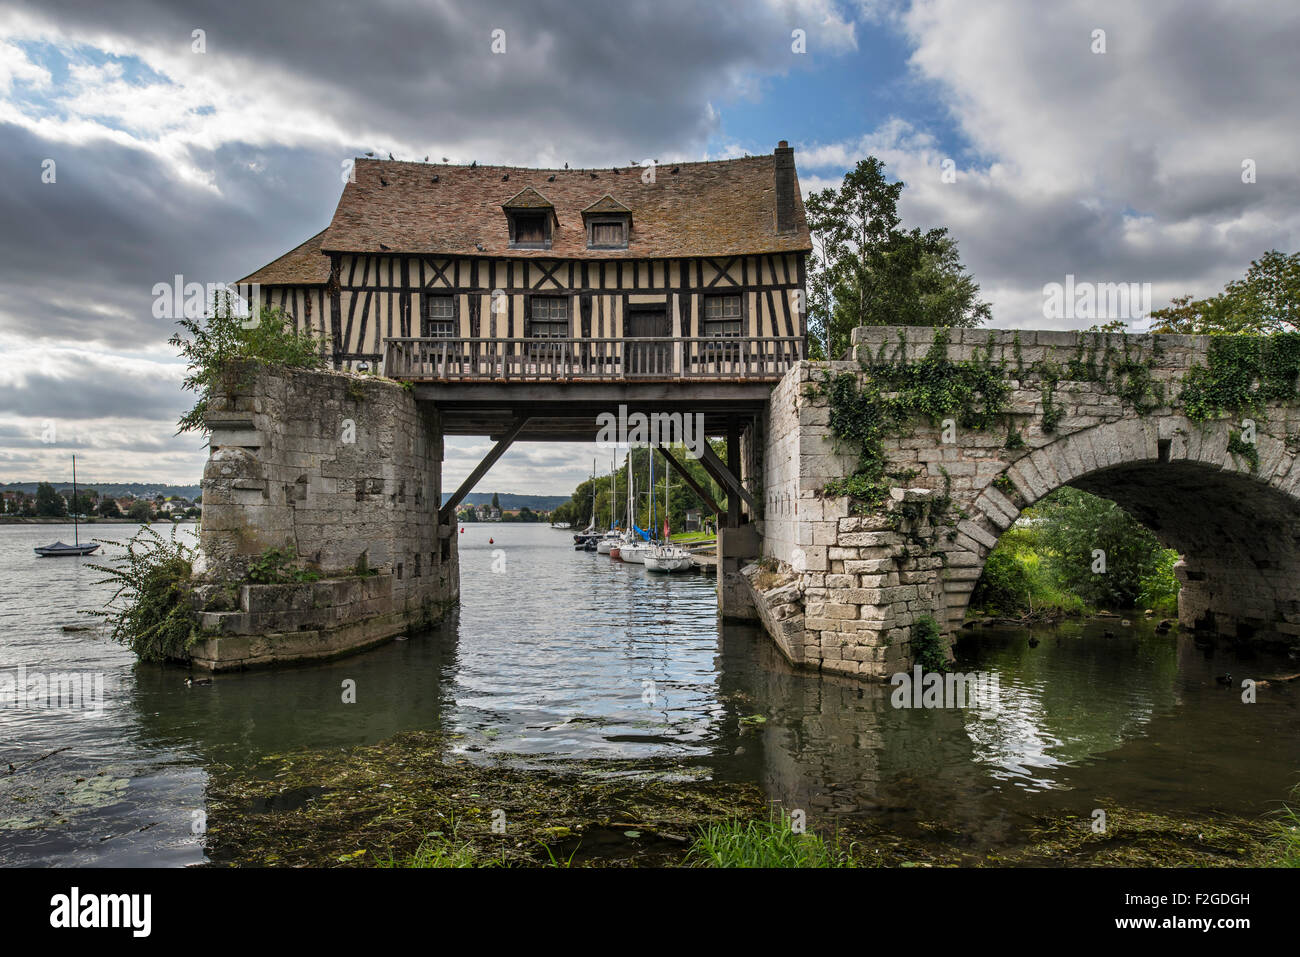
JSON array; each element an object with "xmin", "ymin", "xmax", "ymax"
[
  {"xmin": 459, "ymin": 527, "xmax": 465, "ymax": 534},
  {"xmin": 488, "ymin": 537, "xmax": 494, "ymax": 544}
]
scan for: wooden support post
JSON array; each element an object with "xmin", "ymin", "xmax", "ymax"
[
  {"xmin": 438, "ymin": 417, "xmax": 529, "ymax": 526},
  {"xmin": 726, "ymin": 416, "xmax": 742, "ymax": 528}
]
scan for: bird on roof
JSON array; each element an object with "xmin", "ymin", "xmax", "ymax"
[
  {"xmin": 442, "ymin": 157, "xmax": 448, "ymax": 163},
  {"xmin": 388, "ymin": 152, "xmax": 395, "ymax": 160},
  {"xmin": 502, "ymin": 173, "xmax": 509, "ymax": 181},
  {"xmin": 590, "ymin": 172, "xmax": 597, "ymax": 179},
  {"xmin": 547, "ymin": 174, "xmax": 556, "ymax": 182},
  {"xmin": 471, "ymin": 160, "xmax": 477, "ymax": 168},
  {"xmin": 613, "ymin": 168, "xmax": 620, "ymax": 175},
  {"xmin": 364, "ymin": 151, "xmax": 375, "ymax": 157},
  {"xmin": 564, "ymin": 162, "xmax": 569, "ymax": 169},
  {"xmin": 379, "ymin": 243, "xmax": 391, "ymax": 251},
  {"xmin": 475, "ymin": 243, "xmax": 485, "ymax": 252},
  {"xmin": 423, "ymin": 155, "xmax": 429, "ymax": 162},
  {"xmin": 671, "ymin": 166, "xmax": 679, "ymax": 174},
  {"xmin": 431, "ymin": 174, "xmax": 439, "ymax": 183},
  {"xmin": 379, "ymin": 176, "xmax": 389, "ymax": 186}
]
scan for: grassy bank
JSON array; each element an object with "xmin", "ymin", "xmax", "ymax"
[{"xmin": 202, "ymin": 730, "xmax": 1292, "ymax": 868}]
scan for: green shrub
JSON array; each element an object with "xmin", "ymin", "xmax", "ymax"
[
  {"xmin": 1137, "ymin": 548, "xmax": 1181, "ymax": 615},
  {"xmin": 86, "ymin": 525, "xmax": 198, "ymax": 662},
  {"xmin": 910, "ymin": 615, "xmax": 948, "ymax": 673},
  {"xmin": 971, "ymin": 549, "xmax": 1034, "ymax": 615},
  {"xmin": 246, "ymin": 545, "xmax": 319, "ymax": 584},
  {"xmin": 171, "ymin": 292, "xmax": 329, "ymax": 434}
]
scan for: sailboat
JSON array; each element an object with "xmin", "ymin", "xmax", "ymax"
[
  {"xmin": 619, "ymin": 447, "xmax": 657, "ymax": 565},
  {"xmin": 645, "ymin": 460, "xmax": 693, "ymax": 572},
  {"xmin": 596, "ymin": 455, "xmax": 621, "ymax": 554},
  {"xmin": 34, "ymin": 455, "xmax": 99, "ymax": 557}
]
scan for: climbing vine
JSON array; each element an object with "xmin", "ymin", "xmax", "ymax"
[
  {"xmin": 811, "ymin": 327, "xmax": 1168, "ymax": 513},
  {"xmin": 814, "ymin": 328, "xmax": 1300, "ymax": 514},
  {"xmin": 813, "ymin": 328, "xmax": 1010, "ymax": 510},
  {"xmin": 1177, "ymin": 333, "xmax": 1300, "ymax": 422}
]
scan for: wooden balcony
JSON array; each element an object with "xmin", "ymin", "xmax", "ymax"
[{"xmin": 383, "ymin": 336, "xmax": 804, "ymax": 382}]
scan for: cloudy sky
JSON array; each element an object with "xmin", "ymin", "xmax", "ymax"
[{"xmin": 1, "ymin": 0, "xmax": 1297, "ymax": 493}]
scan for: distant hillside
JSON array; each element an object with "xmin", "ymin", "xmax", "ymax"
[
  {"xmin": 1, "ymin": 482, "xmax": 202, "ymax": 499},
  {"xmin": 441, "ymin": 492, "xmax": 569, "ymax": 510},
  {"xmin": 3, "ymin": 482, "xmax": 565, "ymax": 510}
]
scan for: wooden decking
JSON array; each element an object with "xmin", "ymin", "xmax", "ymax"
[{"xmin": 383, "ymin": 336, "xmax": 804, "ymax": 382}]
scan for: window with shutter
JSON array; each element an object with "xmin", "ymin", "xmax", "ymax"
[{"xmin": 511, "ymin": 213, "xmax": 549, "ymax": 248}]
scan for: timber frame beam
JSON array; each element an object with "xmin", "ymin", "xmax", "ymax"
[{"xmin": 438, "ymin": 417, "xmax": 530, "ymax": 527}]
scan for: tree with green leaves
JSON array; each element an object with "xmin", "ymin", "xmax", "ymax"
[
  {"xmin": 35, "ymin": 482, "xmax": 66, "ymax": 517},
  {"xmin": 805, "ymin": 157, "xmax": 990, "ymax": 359},
  {"xmin": 98, "ymin": 497, "xmax": 122, "ymax": 518},
  {"xmin": 1034, "ymin": 488, "xmax": 1165, "ymax": 608},
  {"xmin": 491, "ymin": 492, "xmax": 500, "ymax": 510},
  {"xmin": 1150, "ymin": 249, "xmax": 1300, "ymax": 335}
]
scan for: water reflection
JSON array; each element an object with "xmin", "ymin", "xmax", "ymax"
[{"xmin": 1, "ymin": 523, "xmax": 1297, "ymax": 866}]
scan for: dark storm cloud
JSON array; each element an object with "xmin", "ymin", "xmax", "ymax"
[
  {"xmin": 0, "ymin": 122, "xmax": 350, "ymax": 348},
  {"xmin": 7, "ymin": 0, "xmax": 797, "ymax": 160}
]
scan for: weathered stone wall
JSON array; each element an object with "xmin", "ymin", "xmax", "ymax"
[
  {"xmin": 750, "ymin": 327, "xmax": 1300, "ymax": 680},
  {"xmin": 193, "ymin": 362, "xmax": 458, "ymax": 669}
]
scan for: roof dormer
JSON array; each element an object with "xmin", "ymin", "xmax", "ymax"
[
  {"xmin": 581, "ymin": 195, "xmax": 631, "ymax": 249},
  {"xmin": 502, "ymin": 187, "xmax": 556, "ymax": 250}
]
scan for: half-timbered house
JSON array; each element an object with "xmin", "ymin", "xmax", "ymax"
[{"xmin": 239, "ymin": 141, "xmax": 811, "ymax": 380}]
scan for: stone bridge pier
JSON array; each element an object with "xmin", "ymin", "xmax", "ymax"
[{"xmin": 747, "ymin": 327, "xmax": 1300, "ymax": 680}]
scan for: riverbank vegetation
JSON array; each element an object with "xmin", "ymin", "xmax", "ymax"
[
  {"xmin": 200, "ymin": 729, "xmax": 1290, "ymax": 868},
  {"xmin": 86, "ymin": 524, "xmax": 199, "ymax": 662},
  {"xmin": 550, "ymin": 443, "xmax": 731, "ymax": 533}
]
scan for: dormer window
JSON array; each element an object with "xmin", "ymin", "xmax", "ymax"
[
  {"xmin": 582, "ymin": 195, "xmax": 631, "ymax": 250},
  {"xmin": 587, "ymin": 217, "xmax": 628, "ymax": 249},
  {"xmin": 502, "ymin": 187, "xmax": 556, "ymax": 250}
]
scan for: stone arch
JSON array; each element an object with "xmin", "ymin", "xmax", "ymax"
[{"xmin": 945, "ymin": 416, "xmax": 1300, "ymax": 646}]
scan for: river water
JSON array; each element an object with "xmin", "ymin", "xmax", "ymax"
[{"xmin": 1, "ymin": 521, "xmax": 1298, "ymax": 866}]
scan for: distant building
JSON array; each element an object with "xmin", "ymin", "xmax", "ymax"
[{"xmin": 684, "ymin": 509, "xmax": 702, "ymax": 532}]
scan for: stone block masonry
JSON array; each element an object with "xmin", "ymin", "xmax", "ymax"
[
  {"xmin": 192, "ymin": 362, "xmax": 458, "ymax": 670},
  {"xmin": 748, "ymin": 327, "xmax": 1300, "ymax": 681}
]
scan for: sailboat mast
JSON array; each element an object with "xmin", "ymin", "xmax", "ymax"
[{"xmin": 72, "ymin": 454, "xmax": 79, "ymax": 546}]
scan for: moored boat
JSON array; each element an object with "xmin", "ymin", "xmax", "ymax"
[
  {"xmin": 35, "ymin": 541, "xmax": 99, "ymax": 557},
  {"xmin": 34, "ymin": 455, "xmax": 99, "ymax": 558},
  {"xmin": 644, "ymin": 544, "xmax": 693, "ymax": 572}
]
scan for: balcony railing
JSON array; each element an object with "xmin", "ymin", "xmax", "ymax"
[{"xmin": 383, "ymin": 336, "xmax": 804, "ymax": 381}]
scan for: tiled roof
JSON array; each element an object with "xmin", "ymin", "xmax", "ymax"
[
  {"xmin": 239, "ymin": 229, "xmax": 331, "ymax": 285},
  {"xmin": 501, "ymin": 186, "xmax": 554, "ymax": 209},
  {"xmin": 320, "ymin": 152, "xmax": 811, "ymax": 260},
  {"xmin": 582, "ymin": 194, "xmax": 631, "ymax": 215}
]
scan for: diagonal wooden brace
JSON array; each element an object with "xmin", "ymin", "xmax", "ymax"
[
  {"xmin": 656, "ymin": 444, "xmax": 723, "ymax": 518},
  {"xmin": 694, "ymin": 439, "xmax": 758, "ymax": 516},
  {"xmin": 438, "ymin": 417, "xmax": 530, "ymax": 527}
]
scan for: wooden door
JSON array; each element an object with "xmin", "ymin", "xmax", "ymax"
[{"xmin": 626, "ymin": 308, "xmax": 671, "ymax": 376}]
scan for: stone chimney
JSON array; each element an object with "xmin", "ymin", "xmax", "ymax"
[{"xmin": 773, "ymin": 140, "xmax": 796, "ymax": 233}]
